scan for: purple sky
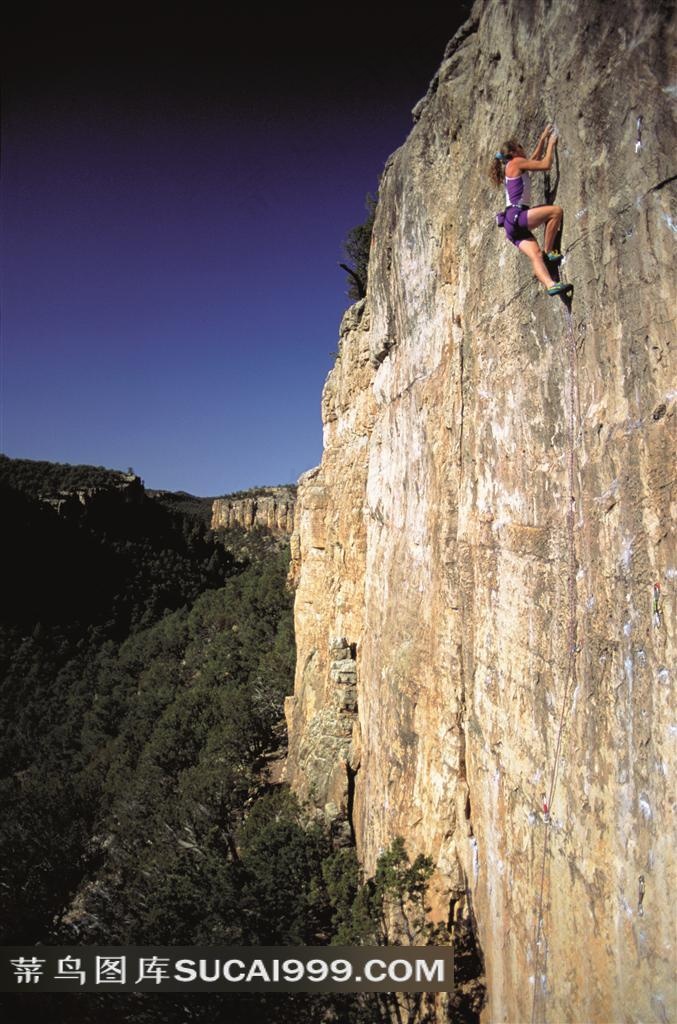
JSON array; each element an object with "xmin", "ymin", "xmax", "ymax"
[{"xmin": 1, "ymin": 6, "xmax": 471, "ymax": 495}]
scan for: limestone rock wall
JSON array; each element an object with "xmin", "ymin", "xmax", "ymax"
[
  {"xmin": 211, "ymin": 487, "xmax": 295, "ymax": 535},
  {"xmin": 284, "ymin": 0, "xmax": 671, "ymax": 1015},
  {"xmin": 286, "ymin": 1, "xmax": 676, "ymax": 1020}
]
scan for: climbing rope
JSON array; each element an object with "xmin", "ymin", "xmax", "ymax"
[
  {"xmin": 528, "ymin": 171, "xmax": 673, "ymax": 1014},
  {"xmin": 530, "ymin": 290, "xmax": 580, "ymax": 1024},
  {"xmin": 526, "ymin": 165, "xmax": 676, "ymax": 1022},
  {"xmin": 548, "ymin": 302, "xmax": 580, "ymax": 816}
]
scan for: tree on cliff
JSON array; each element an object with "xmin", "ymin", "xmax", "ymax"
[
  {"xmin": 340, "ymin": 192, "xmax": 377, "ymax": 301},
  {"xmin": 325, "ymin": 837, "xmax": 444, "ymax": 946}
]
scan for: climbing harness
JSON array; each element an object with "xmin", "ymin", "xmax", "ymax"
[{"xmin": 530, "ymin": 278, "xmax": 580, "ymax": 1024}]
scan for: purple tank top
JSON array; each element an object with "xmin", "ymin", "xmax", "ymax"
[{"xmin": 505, "ymin": 171, "xmax": 531, "ymax": 207}]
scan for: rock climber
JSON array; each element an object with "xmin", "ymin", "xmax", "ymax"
[{"xmin": 490, "ymin": 125, "xmax": 573, "ymax": 298}]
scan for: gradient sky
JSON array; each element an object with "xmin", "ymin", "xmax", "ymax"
[{"xmin": 2, "ymin": 5, "xmax": 471, "ymax": 495}]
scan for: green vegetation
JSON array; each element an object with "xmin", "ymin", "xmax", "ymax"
[
  {"xmin": 0, "ymin": 455, "xmax": 452, "ymax": 1024},
  {"xmin": 0, "ymin": 452, "xmax": 137, "ymax": 495},
  {"xmin": 325, "ymin": 837, "xmax": 446, "ymax": 947},
  {"xmin": 220, "ymin": 484, "xmax": 298, "ymax": 501},
  {"xmin": 341, "ymin": 192, "xmax": 377, "ymax": 301},
  {"xmin": 148, "ymin": 488, "xmax": 217, "ymax": 526},
  {"xmin": 0, "ymin": 476, "xmax": 236, "ymax": 641}
]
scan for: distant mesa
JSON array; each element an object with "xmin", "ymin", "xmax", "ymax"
[
  {"xmin": 211, "ymin": 486, "xmax": 296, "ymax": 536},
  {"xmin": 0, "ymin": 454, "xmax": 296, "ymax": 538}
]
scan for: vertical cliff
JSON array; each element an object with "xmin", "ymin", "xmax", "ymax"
[
  {"xmin": 285, "ymin": 0, "xmax": 676, "ymax": 1020},
  {"xmin": 211, "ymin": 486, "xmax": 296, "ymax": 535}
]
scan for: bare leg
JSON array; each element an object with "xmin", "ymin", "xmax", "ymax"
[
  {"xmin": 544, "ymin": 215, "xmax": 562, "ymax": 253},
  {"xmin": 526, "ymin": 205, "xmax": 563, "ymax": 252},
  {"xmin": 518, "ymin": 239, "xmax": 555, "ymax": 288}
]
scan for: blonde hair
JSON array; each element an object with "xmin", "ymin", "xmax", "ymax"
[{"xmin": 489, "ymin": 138, "xmax": 522, "ymax": 187}]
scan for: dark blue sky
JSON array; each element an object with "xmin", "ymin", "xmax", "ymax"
[{"xmin": 2, "ymin": 5, "xmax": 471, "ymax": 495}]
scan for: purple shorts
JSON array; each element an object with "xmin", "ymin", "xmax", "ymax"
[{"xmin": 504, "ymin": 206, "xmax": 535, "ymax": 248}]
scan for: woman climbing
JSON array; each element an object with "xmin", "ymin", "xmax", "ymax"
[{"xmin": 491, "ymin": 125, "xmax": 573, "ymax": 297}]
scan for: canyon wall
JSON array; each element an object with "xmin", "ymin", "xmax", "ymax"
[
  {"xmin": 285, "ymin": 0, "xmax": 676, "ymax": 1020},
  {"xmin": 211, "ymin": 487, "xmax": 295, "ymax": 535}
]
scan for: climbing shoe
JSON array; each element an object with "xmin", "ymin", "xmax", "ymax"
[
  {"xmin": 544, "ymin": 249, "xmax": 563, "ymax": 264},
  {"xmin": 547, "ymin": 281, "xmax": 574, "ymax": 297}
]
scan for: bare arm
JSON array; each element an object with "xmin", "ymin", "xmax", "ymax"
[
  {"xmin": 509, "ymin": 133, "xmax": 557, "ymax": 174},
  {"xmin": 530, "ymin": 125, "xmax": 553, "ymax": 160}
]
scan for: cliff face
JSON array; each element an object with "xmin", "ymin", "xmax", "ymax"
[
  {"xmin": 285, "ymin": 1, "xmax": 676, "ymax": 1020},
  {"xmin": 211, "ymin": 487, "xmax": 295, "ymax": 535},
  {"xmin": 40, "ymin": 474, "xmax": 145, "ymax": 517}
]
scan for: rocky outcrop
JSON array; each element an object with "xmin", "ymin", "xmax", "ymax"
[
  {"xmin": 211, "ymin": 487, "xmax": 295, "ymax": 535},
  {"xmin": 285, "ymin": 635, "xmax": 358, "ymax": 846},
  {"xmin": 40, "ymin": 473, "xmax": 144, "ymax": 517},
  {"xmin": 285, "ymin": 1, "xmax": 676, "ymax": 1021}
]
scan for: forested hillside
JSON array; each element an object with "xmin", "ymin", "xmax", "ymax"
[{"xmin": 0, "ymin": 457, "xmax": 443, "ymax": 1024}]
